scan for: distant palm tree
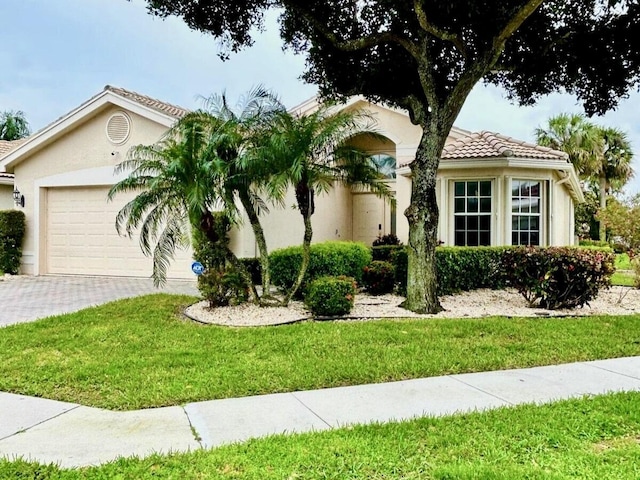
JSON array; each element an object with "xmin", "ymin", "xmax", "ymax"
[
  {"xmin": 534, "ymin": 113, "xmax": 601, "ymax": 178},
  {"xmin": 262, "ymin": 105, "xmax": 393, "ymax": 304},
  {"xmin": 593, "ymin": 126, "xmax": 634, "ymax": 239},
  {"xmin": 535, "ymin": 114, "xmax": 635, "ymax": 240},
  {"xmin": 0, "ymin": 110, "xmax": 30, "ymax": 140}
]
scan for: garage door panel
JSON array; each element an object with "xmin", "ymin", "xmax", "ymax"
[{"xmin": 46, "ymin": 187, "xmax": 193, "ymax": 279}]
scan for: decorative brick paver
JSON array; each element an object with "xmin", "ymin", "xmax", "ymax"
[{"xmin": 0, "ymin": 276, "xmax": 199, "ymax": 326}]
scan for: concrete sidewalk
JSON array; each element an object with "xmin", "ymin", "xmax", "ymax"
[{"xmin": 0, "ymin": 356, "xmax": 639, "ymax": 468}]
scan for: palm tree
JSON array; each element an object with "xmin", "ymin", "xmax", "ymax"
[
  {"xmin": 592, "ymin": 126, "xmax": 634, "ymax": 239},
  {"xmin": 262, "ymin": 105, "xmax": 394, "ymax": 304},
  {"xmin": 0, "ymin": 110, "xmax": 30, "ymax": 140},
  {"xmin": 534, "ymin": 113, "xmax": 602, "ymax": 178},
  {"xmin": 536, "ymin": 114, "xmax": 635, "ymax": 241},
  {"xmin": 197, "ymin": 87, "xmax": 285, "ymax": 301},
  {"xmin": 107, "ymin": 111, "xmax": 257, "ymax": 295}
]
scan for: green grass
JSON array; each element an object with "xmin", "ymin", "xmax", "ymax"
[
  {"xmin": 616, "ymin": 253, "xmax": 632, "ymax": 270},
  {"xmin": 612, "ymin": 271, "xmax": 636, "ymax": 287},
  {"xmin": 613, "ymin": 253, "xmax": 637, "ymax": 286},
  {"xmin": 2, "ymin": 391, "xmax": 640, "ymax": 478},
  {"xmin": 0, "ymin": 294, "xmax": 639, "ymax": 410}
]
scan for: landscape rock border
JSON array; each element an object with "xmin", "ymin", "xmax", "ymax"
[{"xmin": 184, "ymin": 286, "xmax": 640, "ymax": 327}]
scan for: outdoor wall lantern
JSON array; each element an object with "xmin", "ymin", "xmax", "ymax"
[{"xmin": 13, "ymin": 187, "xmax": 24, "ymax": 208}]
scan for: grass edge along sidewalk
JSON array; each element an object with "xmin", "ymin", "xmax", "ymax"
[{"xmin": 1, "ymin": 391, "xmax": 640, "ymax": 479}]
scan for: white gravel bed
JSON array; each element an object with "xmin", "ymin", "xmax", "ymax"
[{"xmin": 185, "ymin": 286, "xmax": 640, "ymax": 327}]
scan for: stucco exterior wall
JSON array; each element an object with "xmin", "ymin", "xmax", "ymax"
[
  {"xmin": 0, "ymin": 185, "xmax": 14, "ymax": 211},
  {"xmin": 232, "ymin": 183, "xmax": 354, "ymax": 258}
]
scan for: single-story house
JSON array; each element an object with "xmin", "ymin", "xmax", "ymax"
[{"xmin": 0, "ymin": 86, "xmax": 583, "ymax": 278}]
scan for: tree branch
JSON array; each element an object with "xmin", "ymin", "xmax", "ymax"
[
  {"xmin": 281, "ymin": 1, "xmax": 422, "ymax": 61},
  {"xmin": 493, "ymin": 0, "xmax": 546, "ymax": 51},
  {"xmin": 413, "ymin": 0, "xmax": 467, "ymax": 57}
]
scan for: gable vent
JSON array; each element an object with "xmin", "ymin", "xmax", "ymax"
[{"xmin": 106, "ymin": 112, "xmax": 131, "ymax": 144}]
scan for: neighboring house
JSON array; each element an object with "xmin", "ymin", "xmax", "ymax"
[
  {"xmin": 0, "ymin": 86, "xmax": 583, "ymax": 278},
  {"xmin": 0, "ymin": 141, "xmax": 19, "ymax": 210}
]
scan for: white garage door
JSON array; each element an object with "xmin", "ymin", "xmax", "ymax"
[{"xmin": 46, "ymin": 186, "xmax": 194, "ymax": 279}]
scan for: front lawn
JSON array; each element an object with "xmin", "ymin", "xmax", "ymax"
[
  {"xmin": 612, "ymin": 271, "xmax": 636, "ymax": 287},
  {"xmin": 0, "ymin": 294, "xmax": 639, "ymax": 410},
  {"xmin": 2, "ymin": 391, "xmax": 640, "ymax": 479},
  {"xmin": 616, "ymin": 253, "xmax": 632, "ymax": 270}
]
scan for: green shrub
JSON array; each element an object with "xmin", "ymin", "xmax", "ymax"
[
  {"xmin": 372, "ymin": 233, "xmax": 402, "ymax": 246},
  {"xmin": 198, "ymin": 267, "xmax": 250, "ymax": 308},
  {"xmin": 0, "ymin": 210, "xmax": 26, "ymax": 275},
  {"xmin": 391, "ymin": 248, "xmax": 408, "ymax": 295},
  {"xmin": 437, "ymin": 247, "xmax": 509, "ymax": 295},
  {"xmin": 611, "ymin": 242, "xmax": 627, "ymax": 254},
  {"xmin": 192, "ymin": 213, "xmax": 250, "ymax": 306},
  {"xmin": 371, "ymin": 245, "xmax": 403, "ymax": 261},
  {"xmin": 391, "ymin": 246, "xmax": 508, "ymax": 296},
  {"xmin": 305, "ymin": 276, "xmax": 357, "ymax": 317},
  {"xmin": 192, "ymin": 213, "xmax": 229, "ymax": 270},
  {"xmin": 501, "ymin": 246, "xmax": 615, "ymax": 309},
  {"xmin": 578, "ymin": 244, "xmax": 614, "ymax": 252},
  {"xmin": 362, "ymin": 260, "xmax": 395, "ymax": 295},
  {"xmin": 270, "ymin": 241, "xmax": 372, "ymax": 291}
]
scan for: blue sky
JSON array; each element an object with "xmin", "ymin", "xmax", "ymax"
[{"xmin": 2, "ymin": 0, "xmax": 639, "ymax": 194}]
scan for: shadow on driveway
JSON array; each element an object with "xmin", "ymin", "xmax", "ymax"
[{"xmin": 0, "ymin": 275, "xmax": 199, "ymax": 327}]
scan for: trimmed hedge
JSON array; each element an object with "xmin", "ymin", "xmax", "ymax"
[
  {"xmin": 270, "ymin": 241, "xmax": 371, "ymax": 291},
  {"xmin": 501, "ymin": 246, "xmax": 615, "ymax": 309},
  {"xmin": 0, "ymin": 210, "xmax": 26, "ymax": 274},
  {"xmin": 305, "ymin": 275, "xmax": 357, "ymax": 317},
  {"xmin": 392, "ymin": 246, "xmax": 509, "ymax": 296}
]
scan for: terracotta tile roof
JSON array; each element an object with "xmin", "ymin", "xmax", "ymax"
[
  {"xmin": 104, "ymin": 85, "xmax": 189, "ymax": 119},
  {"xmin": 441, "ymin": 130, "xmax": 569, "ymax": 161},
  {"xmin": 0, "ymin": 139, "xmax": 27, "ymax": 157},
  {"xmin": 0, "ymin": 172, "xmax": 13, "ymax": 181}
]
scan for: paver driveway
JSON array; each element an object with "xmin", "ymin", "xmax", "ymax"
[{"xmin": 0, "ymin": 275, "xmax": 199, "ymax": 326}]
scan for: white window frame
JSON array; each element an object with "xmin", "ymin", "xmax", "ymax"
[
  {"xmin": 509, "ymin": 179, "xmax": 547, "ymax": 246},
  {"xmin": 450, "ymin": 179, "xmax": 494, "ymax": 247}
]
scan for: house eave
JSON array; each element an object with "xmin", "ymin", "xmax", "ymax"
[
  {"xmin": 397, "ymin": 155, "xmax": 584, "ymax": 202},
  {"xmin": 0, "ymin": 90, "xmax": 177, "ymax": 173}
]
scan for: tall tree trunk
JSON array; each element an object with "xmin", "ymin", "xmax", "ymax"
[
  {"xmin": 403, "ymin": 130, "xmax": 445, "ymax": 313},
  {"xmin": 237, "ymin": 189, "xmax": 273, "ymax": 301},
  {"xmin": 598, "ymin": 175, "xmax": 607, "ymax": 241},
  {"xmin": 283, "ymin": 181, "xmax": 314, "ymax": 306}
]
